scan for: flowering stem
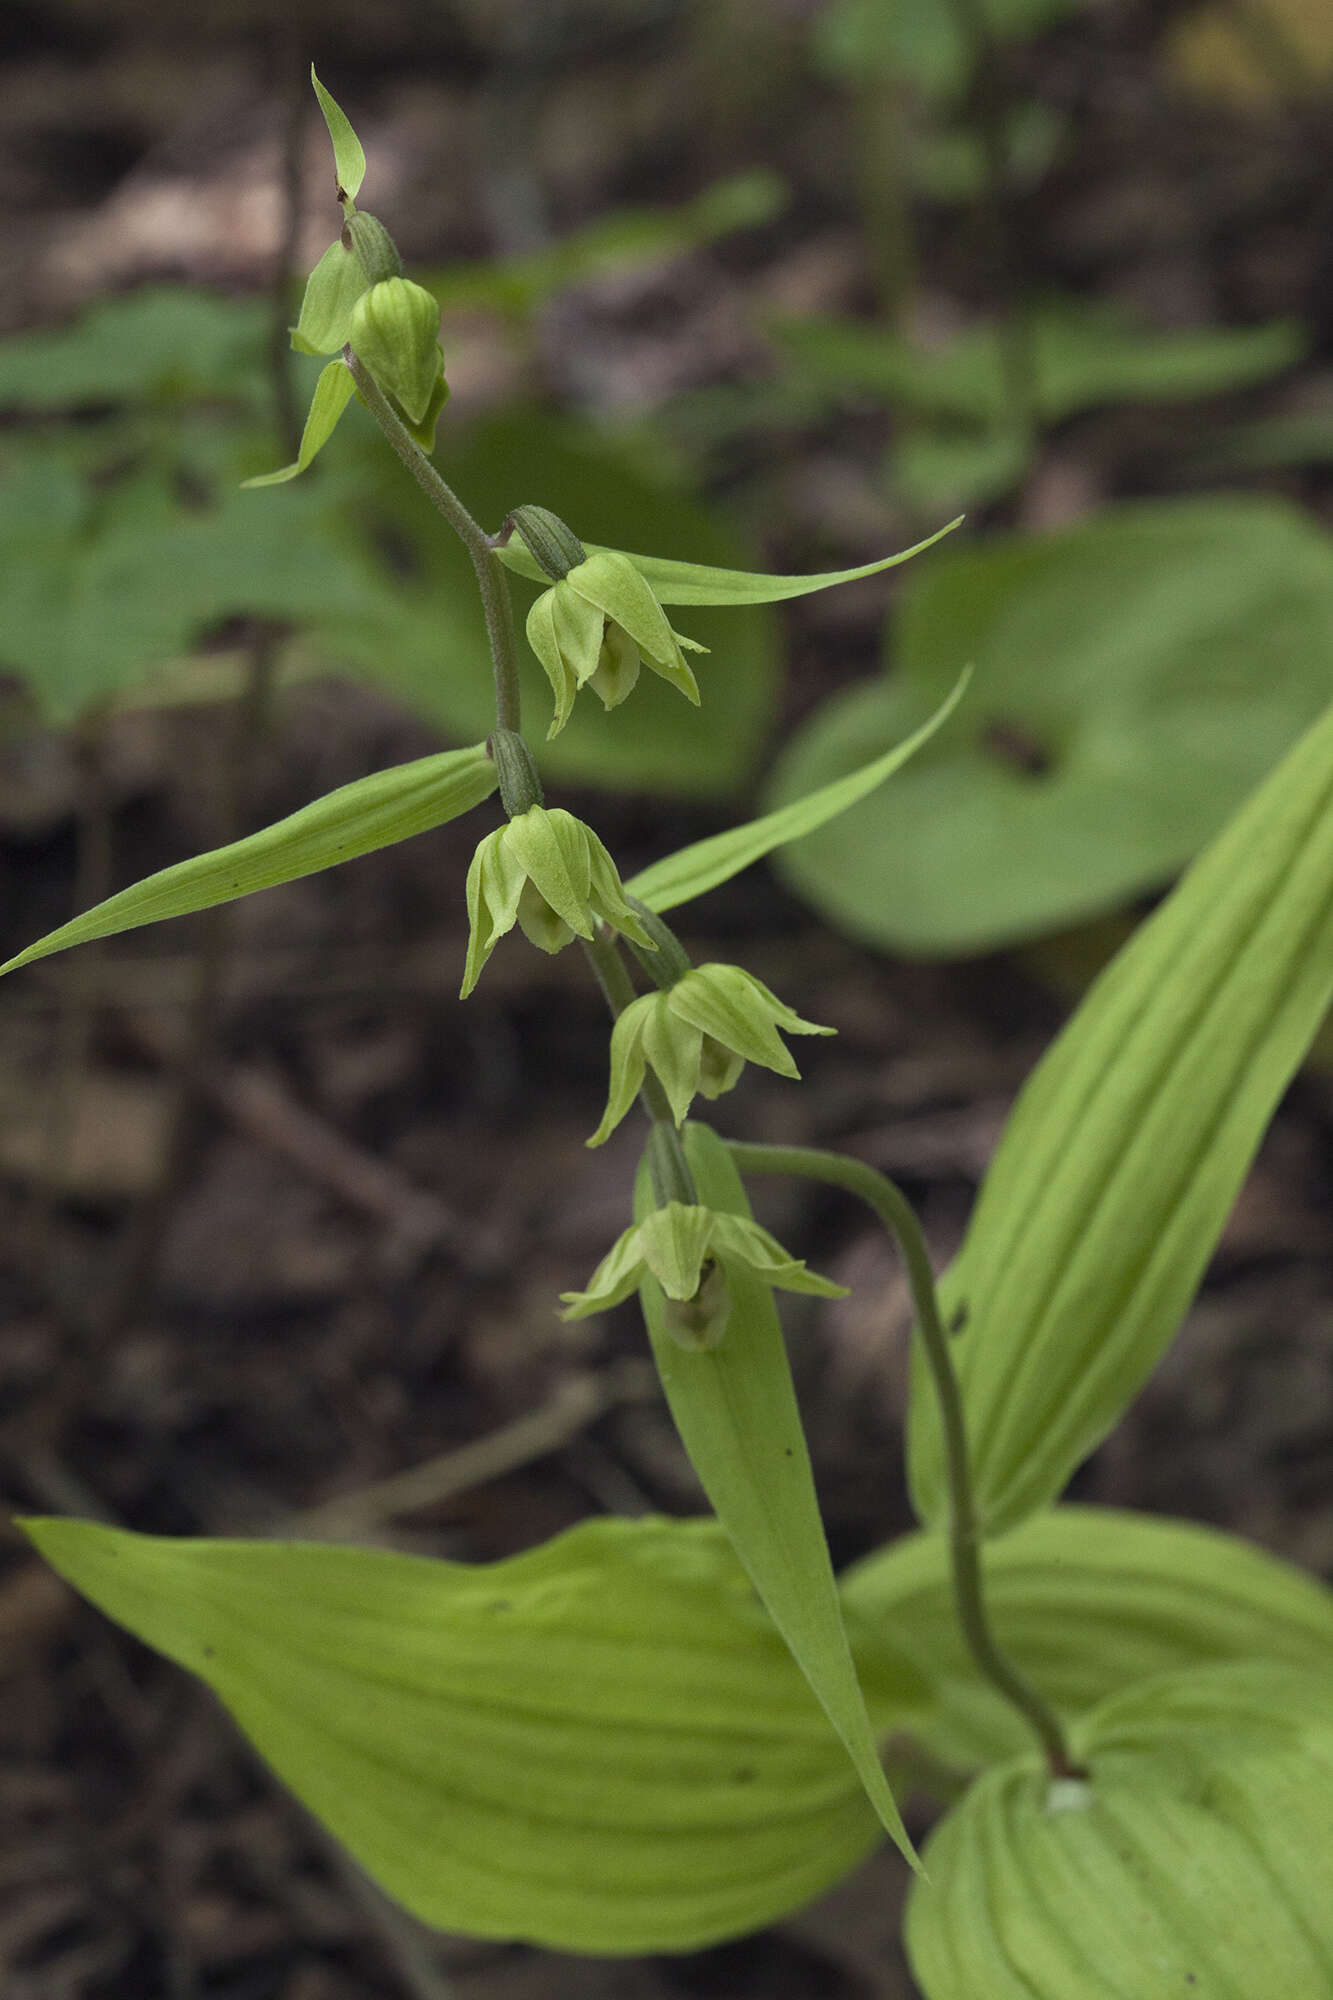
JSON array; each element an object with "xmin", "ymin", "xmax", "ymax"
[
  {"xmin": 344, "ymin": 350, "xmax": 523, "ymax": 735},
  {"xmin": 725, "ymin": 1140, "xmax": 1079, "ymax": 1779},
  {"xmin": 582, "ymin": 930, "xmax": 696, "ymax": 1206}
]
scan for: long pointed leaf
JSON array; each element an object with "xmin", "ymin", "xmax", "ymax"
[
  {"xmin": 24, "ymin": 1512, "xmax": 889, "ymax": 1952},
  {"xmin": 497, "ymin": 517, "xmax": 961, "ymax": 603},
  {"xmin": 1, "ymin": 744, "xmax": 497, "ymax": 976},
  {"xmin": 627, "ymin": 670, "xmax": 969, "ymax": 915},
  {"xmin": 637, "ymin": 1121, "xmax": 922, "ymax": 1869},
  {"xmin": 908, "ymin": 691, "xmax": 1333, "ymax": 1535}
]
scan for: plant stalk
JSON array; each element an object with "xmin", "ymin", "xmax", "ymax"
[
  {"xmin": 726, "ymin": 1139, "xmax": 1078, "ymax": 1777},
  {"xmin": 344, "ymin": 351, "xmax": 523, "ymax": 734}
]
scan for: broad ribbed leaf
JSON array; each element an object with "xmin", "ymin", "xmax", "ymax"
[
  {"xmin": 1, "ymin": 744, "xmax": 497, "ymax": 976},
  {"xmin": 636, "ymin": 1122, "xmax": 922, "ymax": 1867},
  {"xmin": 495, "ymin": 518, "xmax": 959, "ymax": 603},
  {"xmin": 906, "ymin": 1663, "xmax": 1333, "ymax": 1999},
  {"xmin": 841, "ymin": 1505, "xmax": 1333, "ymax": 1767},
  {"xmin": 908, "ymin": 693, "xmax": 1333, "ymax": 1534},
  {"xmin": 311, "ymin": 68, "xmax": 365, "ymax": 202},
  {"xmin": 626, "ymin": 672, "xmax": 968, "ymax": 916},
  {"xmin": 24, "ymin": 1512, "xmax": 886, "ymax": 1953}
]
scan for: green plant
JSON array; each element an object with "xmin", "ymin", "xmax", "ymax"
[{"xmin": 11, "ymin": 75, "xmax": 1333, "ymax": 1994}]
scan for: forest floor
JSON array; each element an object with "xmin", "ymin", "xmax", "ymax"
[{"xmin": 1, "ymin": 4, "xmax": 1332, "ymax": 1997}]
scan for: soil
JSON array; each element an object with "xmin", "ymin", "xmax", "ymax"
[{"xmin": 1, "ymin": 4, "xmax": 1331, "ymax": 1997}]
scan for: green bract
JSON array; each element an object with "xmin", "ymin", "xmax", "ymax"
[
  {"xmin": 632, "ymin": 1122, "xmax": 919, "ymax": 1868},
  {"xmin": 461, "ymin": 806, "xmax": 654, "ymax": 996},
  {"xmin": 560, "ymin": 1199, "xmax": 846, "ymax": 1337},
  {"xmin": 589, "ymin": 965, "xmax": 834, "ymax": 1145},
  {"xmin": 0, "ymin": 745, "xmax": 499, "ymax": 977},
  {"xmin": 905, "ymin": 1663, "xmax": 1333, "ymax": 1999},
  {"xmin": 526, "ymin": 550, "xmax": 705, "ymax": 737}
]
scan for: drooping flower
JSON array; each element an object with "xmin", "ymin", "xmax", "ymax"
[
  {"xmin": 525, "ymin": 551, "xmax": 706, "ymax": 738},
  {"xmin": 461, "ymin": 806, "xmax": 654, "ymax": 997},
  {"xmin": 560, "ymin": 1201, "xmax": 847, "ymax": 1347},
  {"xmin": 588, "ymin": 964, "xmax": 834, "ymax": 1146}
]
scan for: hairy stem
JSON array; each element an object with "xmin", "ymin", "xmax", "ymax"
[
  {"xmin": 726, "ymin": 1140, "xmax": 1078, "ymax": 1777},
  {"xmin": 344, "ymin": 351, "xmax": 523, "ymax": 734}
]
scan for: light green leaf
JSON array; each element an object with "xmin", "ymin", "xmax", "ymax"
[
  {"xmin": 906, "ymin": 1663, "xmax": 1333, "ymax": 1999},
  {"xmin": 770, "ymin": 496, "xmax": 1333, "ymax": 953},
  {"xmin": 496, "ymin": 516, "xmax": 960, "ymax": 604},
  {"xmin": 841, "ymin": 1505, "xmax": 1333, "ymax": 1769},
  {"xmin": 1, "ymin": 744, "xmax": 497, "ymax": 976},
  {"xmin": 22, "ymin": 1512, "xmax": 885, "ymax": 1952},
  {"xmin": 242, "ymin": 359, "xmax": 356, "ymax": 486},
  {"xmin": 907, "ymin": 690, "xmax": 1333, "ymax": 1535},
  {"xmin": 627, "ymin": 669, "xmax": 969, "ymax": 916},
  {"xmin": 636, "ymin": 1121, "xmax": 922, "ymax": 1869},
  {"xmin": 311, "ymin": 67, "xmax": 365, "ymax": 203}
]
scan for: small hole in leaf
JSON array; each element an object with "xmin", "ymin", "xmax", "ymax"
[{"xmin": 982, "ymin": 718, "xmax": 1052, "ymax": 777}]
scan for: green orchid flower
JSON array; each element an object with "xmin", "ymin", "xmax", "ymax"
[
  {"xmin": 560, "ymin": 1200, "xmax": 847, "ymax": 1348},
  {"xmin": 526, "ymin": 550, "xmax": 707, "ymax": 738},
  {"xmin": 588, "ymin": 964, "xmax": 834, "ymax": 1146},
  {"xmin": 461, "ymin": 806, "xmax": 655, "ymax": 997}
]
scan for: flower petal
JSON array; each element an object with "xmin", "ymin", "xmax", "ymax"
[
  {"xmin": 587, "ymin": 1000, "xmax": 653, "ymax": 1147},
  {"xmin": 710, "ymin": 1213, "xmax": 848, "ymax": 1298},
  {"xmin": 636, "ymin": 1204, "xmax": 716, "ymax": 1300}
]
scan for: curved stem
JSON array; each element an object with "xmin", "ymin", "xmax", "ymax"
[
  {"xmin": 581, "ymin": 929, "xmax": 696, "ymax": 1206},
  {"xmin": 725, "ymin": 1140, "xmax": 1078, "ymax": 1778},
  {"xmin": 344, "ymin": 350, "xmax": 523, "ymax": 734}
]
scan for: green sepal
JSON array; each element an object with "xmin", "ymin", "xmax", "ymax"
[
  {"xmin": 840, "ymin": 1504, "xmax": 1333, "ymax": 1771},
  {"xmin": 396, "ymin": 364, "xmax": 449, "ymax": 452},
  {"xmin": 567, "ymin": 551, "xmax": 702, "ymax": 702},
  {"xmin": 241, "ymin": 358, "xmax": 356, "ymax": 486},
  {"xmin": 627, "ymin": 669, "xmax": 969, "ymax": 915},
  {"xmin": 908, "ymin": 690, "xmax": 1333, "ymax": 1537},
  {"xmin": 311, "ymin": 66, "xmax": 365, "ymax": 204},
  {"xmin": 905, "ymin": 1663, "xmax": 1333, "ymax": 2000},
  {"xmin": 634, "ymin": 1121, "xmax": 920, "ymax": 1870},
  {"xmin": 21, "ymin": 1512, "xmax": 897, "ymax": 1954},
  {"xmin": 290, "ymin": 239, "xmax": 370, "ymax": 356},
  {"xmin": 560, "ymin": 1199, "xmax": 845, "ymax": 1319},
  {"xmin": 494, "ymin": 517, "xmax": 962, "ymax": 604},
  {"xmin": 0, "ymin": 744, "xmax": 498, "ymax": 976},
  {"xmin": 668, "ymin": 965, "xmax": 832, "ymax": 1077}
]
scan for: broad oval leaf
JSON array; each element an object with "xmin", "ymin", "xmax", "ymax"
[
  {"xmin": 906, "ymin": 1663, "xmax": 1333, "ymax": 1999},
  {"xmin": 626, "ymin": 670, "xmax": 968, "ymax": 916},
  {"xmin": 23, "ymin": 1512, "xmax": 884, "ymax": 1952},
  {"xmin": 636, "ymin": 1121, "xmax": 922, "ymax": 1868},
  {"xmin": 907, "ymin": 688, "xmax": 1333, "ymax": 1534},
  {"xmin": 495, "ymin": 516, "xmax": 959, "ymax": 604},
  {"xmin": 841, "ymin": 1505, "xmax": 1333, "ymax": 1768},
  {"xmin": 769, "ymin": 497, "xmax": 1333, "ymax": 953},
  {"xmin": 0, "ymin": 743, "xmax": 497, "ymax": 976}
]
